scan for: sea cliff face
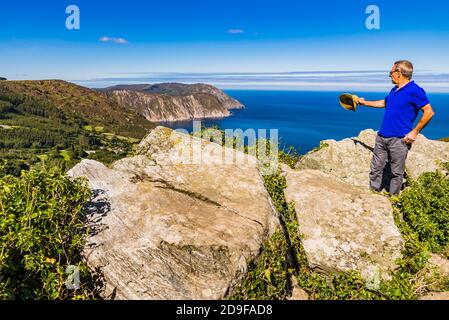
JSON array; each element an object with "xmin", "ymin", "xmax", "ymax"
[
  {"xmin": 103, "ymin": 83, "xmax": 244, "ymax": 122},
  {"xmin": 110, "ymin": 90, "xmax": 232, "ymax": 122}
]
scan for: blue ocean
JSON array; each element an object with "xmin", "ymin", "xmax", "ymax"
[{"xmin": 162, "ymin": 90, "xmax": 449, "ymax": 154}]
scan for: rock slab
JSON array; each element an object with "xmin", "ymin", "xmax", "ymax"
[
  {"xmin": 68, "ymin": 127, "xmax": 279, "ymax": 300},
  {"xmin": 283, "ymin": 168, "xmax": 404, "ymax": 280},
  {"xmin": 297, "ymin": 129, "xmax": 449, "ymax": 188}
]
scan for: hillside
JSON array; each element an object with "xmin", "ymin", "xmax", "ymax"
[
  {"xmin": 1, "ymin": 80, "xmax": 154, "ymax": 138},
  {"xmin": 0, "ymin": 80, "xmax": 155, "ymax": 175},
  {"xmin": 102, "ymin": 83, "xmax": 244, "ymax": 122}
]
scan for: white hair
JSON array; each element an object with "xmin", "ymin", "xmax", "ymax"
[{"xmin": 394, "ymin": 60, "xmax": 414, "ymax": 79}]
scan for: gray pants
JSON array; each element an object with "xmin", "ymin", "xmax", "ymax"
[{"xmin": 369, "ymin": 134, "xmax": 411, "ymax": 196}]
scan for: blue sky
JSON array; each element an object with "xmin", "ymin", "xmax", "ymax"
[{"xmin": 1, "ymin": 0, "xmax": 449, "ymax": 90}]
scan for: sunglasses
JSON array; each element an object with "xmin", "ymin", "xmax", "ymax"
[{"xmin": 389, "ymin": 69, "xmax": 400, "ymax": 76}]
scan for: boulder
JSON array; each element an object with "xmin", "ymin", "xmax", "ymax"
[
  {"xmin": 296, "ymin": 129, "xmax": 449, "ymax": 188},
  {"xmin": 283, "ymin": 168, "xmax": 404, "ymax": 280},
  {"xmin": 68, "ymin": 127, "xmax": 279, "ymax": 300}
]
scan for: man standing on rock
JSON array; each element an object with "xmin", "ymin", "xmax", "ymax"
[{"xmin": 358, "ymin": 60, "xmax": 435, "ymax": 195}]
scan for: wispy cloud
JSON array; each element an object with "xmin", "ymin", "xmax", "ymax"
[
  {"xmin": 227, "ymin": 29, "xmax": 245, "ymax": 34},
  {"xmin": 76, "ymin": 71, "xmax": 449, "ymax": 92},
  {"xmin": 98, "ymin": 36, "xmax": 129, "ymax": 44}
]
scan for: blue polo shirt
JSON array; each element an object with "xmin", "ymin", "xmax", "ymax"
[{"xmin": 379, "ymin": 81, "xmax": 430, "ymax": 138}]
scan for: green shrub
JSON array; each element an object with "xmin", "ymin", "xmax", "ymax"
[
  {"xmin": 229, "ymin": 229, "xmax": 290, "ymax": 300},
  {"xmin": 0, "ymin": 166, "xmax": 100, "ymax": 300},
  {"xmin": 393, "ymin": 169, "xmax": 449, "ymax": 253},
  {"xmin": 230, "ymin": 171, "xmax": 295, "ymax": 300}
]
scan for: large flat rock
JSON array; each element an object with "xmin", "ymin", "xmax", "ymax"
[
  {"xmin": 68, "ymin": 127, "xmax": 279, "ymax": 300},
  {"xmin": 283, "ymin": 168, "xmax": 404, "ymax": 281},
  {"xmin": 296, "ymin": 129, "xmax": 449, "ymax": 188}
]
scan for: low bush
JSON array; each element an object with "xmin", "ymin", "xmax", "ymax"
[
  {"xmin": 0, "ymin": 166, "xmax": 100, "ymax": 299},
  {"xmin": 393, "ymin": 168, "xmax": 449, "ymax": 254}
]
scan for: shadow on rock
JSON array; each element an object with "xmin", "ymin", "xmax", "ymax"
[{"xmin": 84, "ymin": 189, "xmax": 111, "ymax": 240}]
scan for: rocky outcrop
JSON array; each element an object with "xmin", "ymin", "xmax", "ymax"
[
  {"xmin": 283, "ymin": 168, "xmax": 404, "ymax": 281},
  {"xmin": 68, "ymin": 127, "xmax": 279, "ymax": 300},
  {"xmin": 296, "ymin": 129, "xmax": 449, "ymax": 188},
  {"xmin": 104, "ymin": 83, "xmax": 244, "ymax": 122},
  {"xmin": 66, "ymin": 125, "xmax": 447, "ymax": 300}
]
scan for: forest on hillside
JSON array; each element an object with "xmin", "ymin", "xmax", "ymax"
[{"xmin": 0, "ymin": 87, "xmax": 145, "ymax": 175}]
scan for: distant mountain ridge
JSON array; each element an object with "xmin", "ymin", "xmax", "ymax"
[{"xmin": 101, "ymin": 83, "xmax": 244, "ymax": 122}]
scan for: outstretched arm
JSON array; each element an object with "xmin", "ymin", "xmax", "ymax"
[
  {"xmin": 404, "ymin": 104, "xmax": 435, "ymax": 144},
  {"xmin": 358, "ymin": 98, "xmax": 386, "ymax": 108}
]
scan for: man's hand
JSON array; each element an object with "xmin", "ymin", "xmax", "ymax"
[
  {"xmin": 404, "ymin": 105, "xmax": 435, "ymax": 145},
  {"xmin": 357, "ymin": 98, "xmax": 386, "ymax": 108},
  {"xmin": 404, "ymin": 130, "xmax": 418, "ymax": 144}
]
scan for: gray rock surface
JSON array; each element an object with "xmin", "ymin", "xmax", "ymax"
[
  {"xmin": 68, "ymin": 127, "xmax": 279, "ymax": 300},
  {"xmin": 296, "ymin": 129, "xmax": 449, "ymax": 188},
  {"xmin": 283, "ymin": 168, "xmax": 404, "ymax": 280}
]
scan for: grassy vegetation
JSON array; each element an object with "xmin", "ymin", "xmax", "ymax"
[
  {"xmin": 0, "ymin": 166, "xmax": 101, "ymax": 299},
  {"xmin": 393, "ymin": 168, "xmax": 449, "ymax": 254}
]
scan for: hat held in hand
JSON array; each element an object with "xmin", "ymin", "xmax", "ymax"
[{"xmin": 339, "ymin": 93, "xmax": 360, "ymax": 112}]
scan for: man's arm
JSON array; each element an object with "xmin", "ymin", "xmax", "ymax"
[
  {"xmin": 404, "ymin": 104, "xmax": 435, "ymax": 144},
  {"xmin": 358, "ymin": 98, "xmax": 386, "ymax": 108}
]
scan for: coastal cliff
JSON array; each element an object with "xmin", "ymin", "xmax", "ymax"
[
  {"xmin": 103, "ymin": 83, "xmax": 244, "ymax": 122},
  {"xmin": 109, "ymin": 90, "xmax": 232, "ymax": 122}
]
